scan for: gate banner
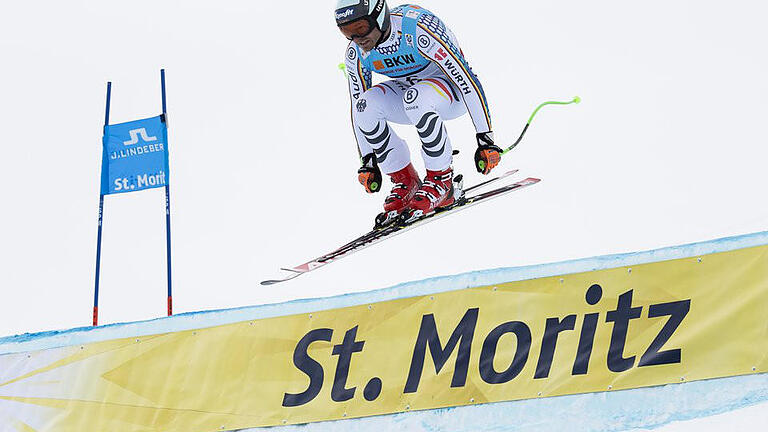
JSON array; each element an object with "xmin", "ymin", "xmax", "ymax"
[
  {"xmin": 100, "ymin": 115, "xmax": 169, "ymax": 195},
  {"xmin": 0, "ymin": 244, "xmax": 766, "ymax": 431}
]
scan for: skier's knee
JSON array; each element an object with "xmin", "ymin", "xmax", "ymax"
[{"xmin": 402, "ymin": 87, "xmax": 435, "ymax": 123}]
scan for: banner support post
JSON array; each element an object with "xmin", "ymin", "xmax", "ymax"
[
  {"xmin": 161, "ymin": 69, "xmax": 173, "ymax": 317},
  {"xmin": 93, "ymin": 81, "xmax": 112, "ymax": 326}
]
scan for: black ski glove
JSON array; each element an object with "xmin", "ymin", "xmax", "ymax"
[
  {"xmin": 474, "ymin": 132, "xmax": 503, "ymax": 175},
  {"xmin": 358, "ymin": 153, "xmax": 382, "ymax": 193}
]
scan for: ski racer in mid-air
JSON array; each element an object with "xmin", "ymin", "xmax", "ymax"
[{"xmin": 336, "ymin": 0, "xmax": 503, "ymax": 226}]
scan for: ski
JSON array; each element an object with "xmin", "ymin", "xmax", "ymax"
[
  {"xmin": 462, "ymin": 169, "xmax": 519, "ymax": 195},
  {"xmin": 261, "ymin": 169, "xmax": 519, "ymax": 285},
  {"xmin": 260, "ymin": 174, "xmax": 539, "ymax": 286}
]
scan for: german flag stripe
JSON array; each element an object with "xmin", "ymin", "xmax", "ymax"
[
  {"xmin": 417, "ymin": 24, "xmax": 492, "ymax": 128},
  {"xmin": 423, "ymin": 78, "xmax": 453, "ymax": 103},
  {"xmin": 421, "ymin": 81, "xmax": 450, "ymax": 103},
  {"xmin": 357, "ymin": 59, "xmax": 369, "ymax": 92}
]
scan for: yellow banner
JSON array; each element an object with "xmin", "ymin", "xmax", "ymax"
[{"xmin": 1, "ymin": 245, "xmax": 767, "ymax": 431}]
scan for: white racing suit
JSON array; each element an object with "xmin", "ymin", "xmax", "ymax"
[{"xmin": 345, "ymin": 4, "xmax": 493, "ymax": 174}]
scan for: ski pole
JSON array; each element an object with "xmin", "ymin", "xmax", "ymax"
[{"xmin": 502, "ymin": 96, "xmax": 581, "ymax": 155}]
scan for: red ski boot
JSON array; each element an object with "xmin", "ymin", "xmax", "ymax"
[
  {"xmin": 401, "ymin": 167, "xmax": 456, "ymax": 224},
  {"xmin": 375, "ymin": 163, "xmax": 421, "ymax": 227}
]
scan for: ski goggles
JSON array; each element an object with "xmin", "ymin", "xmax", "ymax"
[{"xmin": 338, "ymin": 17, "xmax": 376, "ymax": 40}]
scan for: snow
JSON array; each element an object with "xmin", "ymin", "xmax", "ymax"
[{"xmin": 1, "ymin": 231, "xmax": 767, "ymax": 431}]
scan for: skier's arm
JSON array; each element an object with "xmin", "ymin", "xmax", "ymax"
[
  {"xmin": 344, "ymin": 44, "xmax": 374, "ymax": 159},
  {"xmin": 344, "ymin": 45, "xmax": 383, "ymax": 192},
  {"xmin": 415, "ymin": 23, "xmax": 501, "ymax": 173},
  {"xmin": 415, "ymin": 24, "xmax": 492, "ymax": 134}
]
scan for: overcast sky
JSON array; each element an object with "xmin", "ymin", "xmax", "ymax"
[
  {"xmin": 1, "ymin": 0, "xmax": 766, "ymax": 339},
  {"xmin": 1, "ymin": 1, "xmax": 767, "ymax": 430}
]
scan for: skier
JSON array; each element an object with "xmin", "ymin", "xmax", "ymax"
[{"xmin": 336, "ymin": 0, "xmax": 503, "ymax": 225}]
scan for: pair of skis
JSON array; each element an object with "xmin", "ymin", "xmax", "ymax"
[
  {"xmin": 260, "ymin": 96, "xmax": 580, "ymax": 285},
  {"xmin": 261, "ymin": 170, "xmax": 540, "ymax": 285}
]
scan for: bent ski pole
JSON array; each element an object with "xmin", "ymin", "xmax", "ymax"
[{"xmin": 503, "ymin": 96, "xmax": 581, "ymax": 155}]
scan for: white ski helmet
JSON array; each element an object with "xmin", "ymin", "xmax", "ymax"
[{"xmin": 335, "ymin": 0, "xmax": 391, "ymax": 37}]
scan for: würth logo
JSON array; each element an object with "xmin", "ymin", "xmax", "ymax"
[{"xmin": 123, "ymin": 128, "xmax": 158, "ymax": 146}]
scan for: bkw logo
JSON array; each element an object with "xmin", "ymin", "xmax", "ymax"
[{"xmin": 373, "ymin": 54, "xmax": 416, "ymax": 70}]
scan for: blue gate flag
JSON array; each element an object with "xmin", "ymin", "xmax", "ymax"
[{"xmin": 101, "ymin": 115, "xmax": 169, "ymax": 195}]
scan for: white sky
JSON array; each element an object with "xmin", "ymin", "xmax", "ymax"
[
  {"xmin": 1, "ymin": 0, "xmax": 766, "ymax": 346},
  {"xmin": 0, "ymin": 1, "xmax": 766, "ymax": 430}
]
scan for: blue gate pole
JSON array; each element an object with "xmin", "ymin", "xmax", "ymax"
[
  {"xmin": 161, "ymin": 69, "xmax": 174, "ymax": 316},
  {"xmin": 93, "ymin": 81, "xmax": 111, "ymax": 326}
]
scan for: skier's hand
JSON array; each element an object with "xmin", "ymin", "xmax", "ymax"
[
  {"xmin": 358, "ymin": 153, "xmax": 383, "ymax": 193},
  {"xmin": 474, "ymin": 132, "xmax": 503, "ymax": 175}
]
